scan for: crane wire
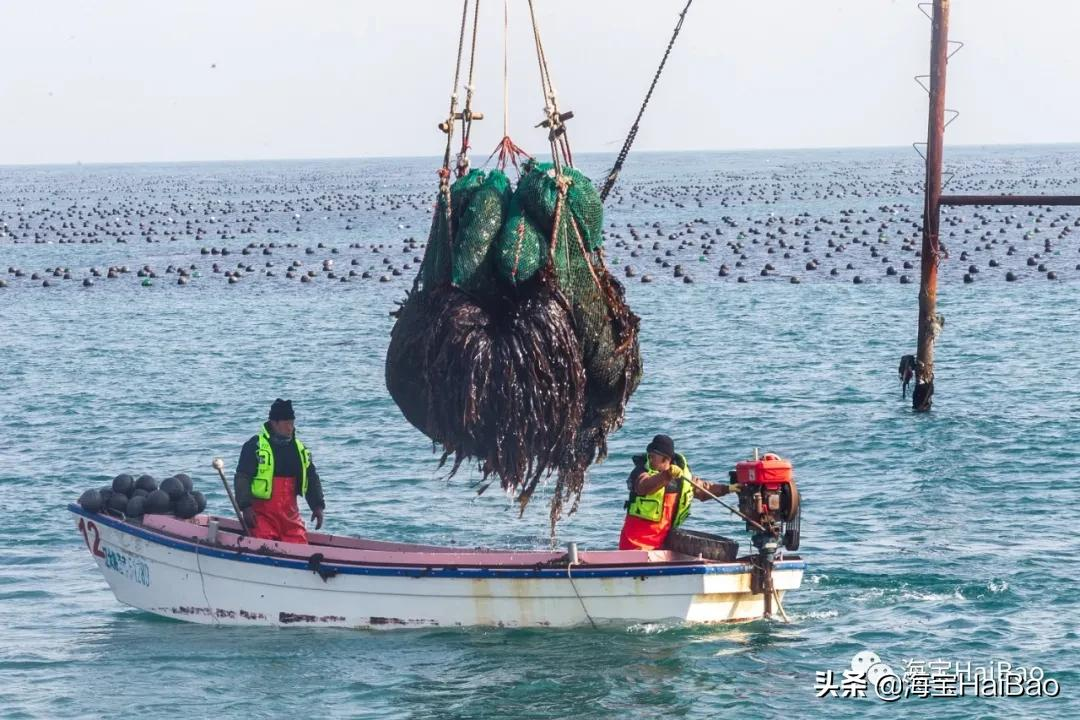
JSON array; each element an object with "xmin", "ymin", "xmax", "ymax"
[{"xmin": 600, "ymin": 0, "xmax": 694, "ymax": 202}]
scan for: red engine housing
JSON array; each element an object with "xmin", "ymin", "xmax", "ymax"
[{"xmin": 735, "ymin": 453, "xmax": 793, "ymax": 490}]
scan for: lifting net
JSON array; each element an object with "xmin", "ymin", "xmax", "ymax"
[{"xmin": 386, "ymin": 160, "xmax": 641, "ymax": 529}]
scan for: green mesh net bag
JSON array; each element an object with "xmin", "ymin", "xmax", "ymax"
[
  {"xmin": 388, "ymin": 160, "xmax": 641, "ymax": 530},
  {"xmin": 420, "ymin": 170, "xmax": 487, "ymax": 289},
  {"xmin": 452, "ymin": 170, "xmax": 510, "ymax": 296},
  {"xmin": 517, "ymin": 162, "xmax": 605, "ymax": 251},
  {"xmin": 493, "ymin": 194, "xmax": 547, "ymax": 287}
]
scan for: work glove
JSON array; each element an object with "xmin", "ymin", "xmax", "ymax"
[
  {"xmin": 241, "ymin": 507, "xmax": 256, "ymax": 530},
  {"xmin": 728, "ymin": 483, "xmax": 742, "ymax": 494},
  {"xmin": 668, "ymin": 464, "xmax": 685, "ymax": 480},
  {"xmin": 311, "ymin": 507, "xmax": 325, "ymax": 530}
]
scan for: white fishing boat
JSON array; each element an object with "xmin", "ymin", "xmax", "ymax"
[{"xmin": 69, "ymin": 504, "xmax": 804, "ymax": 628}]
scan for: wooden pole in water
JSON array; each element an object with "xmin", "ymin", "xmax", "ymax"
[{"xmin": 914, "ymin": 0, "xmax": 950, "ymax": 412}]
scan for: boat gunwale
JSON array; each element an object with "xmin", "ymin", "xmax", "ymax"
[{"xmin": 69, "ymin": 504, "xmax": 806, "ymax": 579}]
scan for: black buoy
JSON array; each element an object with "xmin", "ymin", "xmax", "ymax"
[
  {"xmin": 107, "ymin": 492, "xmax": 130, "ymax": 514},
  {"xmin": 135, "ymin": 474, "xmax": 157, "ymax": 493},
  {"xmin": 125, "ymin": 495, "xmax": 146, "ymax": 518},
  {"xmin": 175, "ymin": 473, "xmax": 193, "ymax": 493},
  {"xmin": 174, "ymin": 493, "xmax": 198, "ymax": 519},
  {"xmin": 191, "ymin": 490, "xmax": 207, "ymax": 513},
  {"xmin": 98, "ymin": 487, "xmax": 114, "ymax": 507},
  {"xmin": 112, "ymin": 473, "xmax": 135, "ymax": 496},
  {"xmin": 145, "ymin": 489, "xmax": 171, "ymax": 514},
  {"xmin": 131, "ymin": 488, "xmax": 149, "ymax": 498},
  {"xmin": 160, "ymin": 475, "xmax": 185, "ymax": 500},
  {"xmin": 78, "ymin": 488, "xmax": 103, "ymax": 512}
]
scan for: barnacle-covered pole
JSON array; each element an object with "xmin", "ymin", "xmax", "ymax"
[{"xmin": 914, "ymin": 0, "xmax": 950, "ymax": 412}]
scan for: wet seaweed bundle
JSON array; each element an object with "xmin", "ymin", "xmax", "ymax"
[{"xmin": 386, "ymin": 162, "xmax": 641, "ymax": 528}]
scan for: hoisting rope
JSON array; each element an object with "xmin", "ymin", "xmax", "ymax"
[
  {"xmin": 567, "ymin": 562, "xmax": 598, "ymax": 630},
  {"xmin": 520, "ymin": 1, "xmax": 642, "ymax": 370},
  {"xmin": 487, "ymin": 0, "xmax": 533, "ymax": 173},
  {"xmin": 502, "ymin": 0, "xmax": 509, "ymax": 138},
  {"xmin": 440, "ymin": 0, "xmax": 472, "ymax": 181},
  {"xmin": 455, "ymin": 0, "xmax": 483, "ymax": 178},
  {"xmin": 599, "ymin": 0, "xmax": 694, "ymax": 202},
  {"xmin": 547, "ymin": 177, "xmax": 571, "ymax": 266},
  {"xmin": 422, "ymin": 0, "xmax": 473, "ymax": 295},
  {"xmin": 526, "ymin": 0, "xmax": 573, "ymax": 172}
]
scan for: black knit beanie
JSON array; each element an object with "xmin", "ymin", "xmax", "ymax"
[
  {"xmin": 646, "ymin": 434, "xmax": 675, "ymax": 459},
  {"xmin": 269, "ymin": 398, "xmax": 295, "ymax": 421}
]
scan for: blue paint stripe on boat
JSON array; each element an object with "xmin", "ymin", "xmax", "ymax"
[{"xmin": 68, "ymin": 504, "xmax": 807, "ymax": 580}]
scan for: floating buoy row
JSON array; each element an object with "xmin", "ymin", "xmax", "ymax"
[
  {"xmin": 4, "ymin": 154, "xmax": 1078, "ymax": 291},
  {"xmin": 77, "ymin": 473, "xmax": 206, "ymax": 520}
]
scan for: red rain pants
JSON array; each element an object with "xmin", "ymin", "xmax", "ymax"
[{"xmin": 250, "ymin": 475, "xmax": 308, "ymax": 544}]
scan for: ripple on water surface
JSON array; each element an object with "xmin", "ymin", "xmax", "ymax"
[{"xmin": 1, "ymin": 148, "xmax": 1078, "ymax": 719}]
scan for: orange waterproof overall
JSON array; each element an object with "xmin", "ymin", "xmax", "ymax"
[
  {"xmin": 619, "ymin": 491, "xmax": 679, "ymax": 551},
  {"xmin": 250, "ymin": 475, "xmax": 308, "ymax": 544}
]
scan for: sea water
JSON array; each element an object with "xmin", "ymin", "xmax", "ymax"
[{"xmin": 1, "ymin": 147, "xmax": 1077, "ymax": 719}]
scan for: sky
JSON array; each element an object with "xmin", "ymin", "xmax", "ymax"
[{"xmin": 1, "ymin": 0, "xmax": 1078, "ymax": 165}]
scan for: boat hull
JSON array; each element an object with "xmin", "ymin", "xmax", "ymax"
[{"xmin": 70, "ymin": 505, "xmax": 804, "ymax": 628}]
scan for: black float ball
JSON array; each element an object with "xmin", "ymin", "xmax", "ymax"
[
  {"xmin": 135, "ymin": 474, "xmax": 157, "ymax": 493},
  {"xmin": 160, "ymin": 475, "xmax": 185, "ymax": 500},
  {"xmin": 125, "ymin": 495, "xmax": 146, "ymax": 518},
  {"xmin": 175, "ymin": 473, "xmax": 193, "ymax": 494},
  {"xmin": 98, "ymin": 487, "xmax": 114, "ymax": 507},
  {"xmin": 78, "ymin": 489, "xmax": 103, "ymax": 512},
  {"xmin": 107, "ymin": 492, "xmax": 130, "ymax": 514},
  {"xmin": 174, "ymin": 493, "xmax": 198, "ymax": 519},
  {"xmin": 145, "ymin": 489, "xmax": 171, "ymax": 514},
  {"xmin": 131, "ymin": 488, "xmax": 149, "ymax": 498},
  {"xmin": 112, "ymin": 473, "xmax": 135, "ymax": 496},
  {"xmin": 191, "ymin": 490, "xmax": 207, "ymax": 514}
]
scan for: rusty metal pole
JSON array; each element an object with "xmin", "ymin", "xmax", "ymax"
[{"xmin": 914, "ymin": 0, "xmax": 950, "ymax": 412}]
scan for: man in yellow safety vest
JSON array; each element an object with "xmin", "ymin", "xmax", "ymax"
[
  {"xmin": 619, "ymin": 434, "xmax": 738, "ymax": 551},
  {"xmin": 233, "ymin": 399, "xmax": 326, "ymax": 543}
]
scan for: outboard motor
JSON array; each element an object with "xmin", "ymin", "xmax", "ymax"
[{"xmin": 731, "ymin": 450, "xmax": 801, "ymax": 617}]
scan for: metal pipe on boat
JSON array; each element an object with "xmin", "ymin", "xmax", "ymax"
[
  {"xmin": 566, "ymin": 541, "xmax": 579, "ymax": 565},
  {"xmin": 212, "ymin": 457, "xmax": 249, "ymax": 535},
  {"xmin": 762, "ymin": 556, "xmax": 774, "ymax": 618},
  {"xmin": 207, "ymin": 518, "xmax": 219, "ymax": 544}
]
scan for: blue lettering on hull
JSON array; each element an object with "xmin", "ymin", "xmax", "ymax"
[{"xmin": 102, "ymin": 545, "xmax": 151, "ymax": 587}]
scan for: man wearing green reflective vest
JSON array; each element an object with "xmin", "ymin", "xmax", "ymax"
[
  {"xmin": 618, "ymin": 434, "xmax": 739, "ymax": 551},
  {"xmin": 233, "ymin": 399, "xmax": 326, "ymax": 543}
]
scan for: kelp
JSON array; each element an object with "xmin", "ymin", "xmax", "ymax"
[{"xmin": 386, "ymin": 162, "xmax": 642, "ymax": 530}]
